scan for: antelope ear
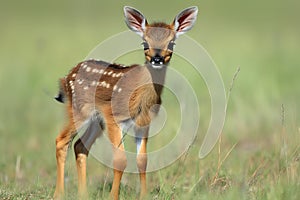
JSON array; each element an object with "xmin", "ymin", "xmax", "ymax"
[
  {"xmin": 124, "ymin": 6, "xmax": 148, "ymax": 37},
  {"xmin": 173, "ymin": 6, "xmax": 198, "ymax": 37}
]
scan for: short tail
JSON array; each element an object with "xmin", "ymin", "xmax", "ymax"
[{"xmin": 54, "ymin": 78, "xmax": 66, "ymax": 103}]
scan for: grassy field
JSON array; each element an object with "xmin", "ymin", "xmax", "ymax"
[{"xmin": 0, "ymin": 0, "xmax": 299, "ymax": 199}]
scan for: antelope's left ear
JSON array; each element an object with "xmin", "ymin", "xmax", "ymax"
[
  {"xmin": 124, "ymin": 6, "xmax": 148, "ymax": 37},
  {"xmin": 173, "ymin": 6, "xmax": 198, "ymax": 37}
]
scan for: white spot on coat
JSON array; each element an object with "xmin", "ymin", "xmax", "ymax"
[
  {"xmin": 77, "ymin": 79, "xmax": 84, "ymax": 85},
  {"xmin": 91, "ymin": 81, "xmax": 97, "ymax": 86},
  {"xmin": 100, "ymin": 81, "xmax": 107, "ymax": 87}
]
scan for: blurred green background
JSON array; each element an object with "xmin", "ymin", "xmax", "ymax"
[{"xmin": 0, "ymin": 0, "xmax": 299, "ymax": 199}]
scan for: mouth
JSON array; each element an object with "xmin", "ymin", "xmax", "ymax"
[{"xmin": 150, "ymin": 61, "xmax": 165, "ymax": 69}]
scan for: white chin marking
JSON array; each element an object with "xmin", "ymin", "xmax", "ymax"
[{"xmin": 152, "ymin": 64, "xmax": 164, "ymax": 69}]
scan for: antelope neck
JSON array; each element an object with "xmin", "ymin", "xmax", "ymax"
[{"xmin": 145, "ymin": 63, "xmax": 167, "ymax": 97}]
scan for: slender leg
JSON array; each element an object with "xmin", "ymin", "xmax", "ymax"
[
  {"xmin": 107, "ymin": 123, "xmax": 127, "ymax": 200},
  {"xmin": 54, "ymin": 123, "xmax": 76, "ymax": 199},
  {"xmin": 74, "ymin": 117, "xmax": 103, "ymax": 199},
  {"xmin": 135, "ymin": 127, "xmax": 148, "ymax": 199},
  {"xmin": 137, "ymin": 138, "xmax": 148, "ymax": 199}
]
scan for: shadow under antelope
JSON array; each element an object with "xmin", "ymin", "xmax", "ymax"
[{"xmin": 53, "ymin": 6, "xmax": 198, "ymax": 200}]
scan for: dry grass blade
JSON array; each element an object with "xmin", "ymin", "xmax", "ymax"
[
  {"xmin": 15, "ymin": 155, "xmax": 22, "ymax": 181},
  {"xmin": 189, "ymin": 67, "xmax": 240, "ymax": 192},
  {"xmin": 280, "ymin": 104, "xmax": 290, "ymax": 182},
  {"xmin": 210, "ymin": 140, "xmax": 237, "ymax": 187},
  {"xmin": 210, "ymin": 67, "xmax": 240, "ymax": 186},
  {"xmin": 247, "ymin": 160, "xmax": 266, "ymax": 186},
  {"xmin": 227, "ymin": 66, "xmax": 240, "ymax": 104}
]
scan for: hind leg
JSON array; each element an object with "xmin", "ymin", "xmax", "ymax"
[
  {"xmin": 74, "ymin": 114, "xmax": 104, "ymax": 198},
  {"xmin": 54, "ymin": 122, "xmax": 77, "ymax": 199}
]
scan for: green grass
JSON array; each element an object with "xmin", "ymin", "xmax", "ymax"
[{"xmin": 0, "ymin": 0, "xmax": 299, "ymax": 199}]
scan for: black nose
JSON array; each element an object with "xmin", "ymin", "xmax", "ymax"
[{"xmin": 151, "ymin": 55, "xmax": 164, "ymax": 65}]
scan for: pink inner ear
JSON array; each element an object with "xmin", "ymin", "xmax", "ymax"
[
  {"xmin": 176, "ymin": 10, "xmax": 196, "ymax": 32},
  {"xmin": 177, "ymin": 21, "xmax": 191, "ymax": 32},
  {"xmin": 130, "ymin": 12, "xmax": 143, "ymax": 24},
  {"xmin": 129, "ymin": 19, "xmax": 142, "ymax": 31},
  {"xmin": 127, "ymin": 11, "xmax": 144, "ymax": 31},
  {"xmin": 177, "ymin": 11, "xmax": 192, "ymax": 24}
]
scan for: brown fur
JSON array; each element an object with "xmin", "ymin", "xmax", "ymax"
[
  {"xmin": 53, "ymin": 6, "xmax": 198, "ymax": 200},
  {"xmin": 60, "ymin": 60, "xmax": 164, "ymax": 126},
  {"xmin": 54, "ymin": 59, "xmax": 166, "ymax": 200}
]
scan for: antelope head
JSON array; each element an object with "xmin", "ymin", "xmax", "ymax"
[{"xmin": 124, "ymin": 6, "xmax": 198, "ymax": 69}]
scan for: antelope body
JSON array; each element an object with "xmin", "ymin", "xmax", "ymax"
[{"xmin": 53, "ymin": 6, "xmax": 198, "ymax": 200}]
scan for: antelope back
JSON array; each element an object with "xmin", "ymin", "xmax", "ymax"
[{"xmin": 59, "ymin": 60, "xmax": 156, "ymax": 122}]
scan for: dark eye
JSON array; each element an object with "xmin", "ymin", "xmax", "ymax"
[
  {"xmin": 167, "ymin": 41, "xmax": 175, "ymax": 51},
  {"xmin": 142, "ymin": 41, "xmax": 149, "ymax": 50}
]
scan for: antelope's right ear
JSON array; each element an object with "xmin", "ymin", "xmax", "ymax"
[{"xmin": 124, "ymin": 6, "xmax": 147, "ymax": 37}]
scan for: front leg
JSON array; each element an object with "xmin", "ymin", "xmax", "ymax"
[
  {"xmin": 135, "ymin": 127, "xmax": 149, "ymax": 199},
  {"xmin": 107, "ymin": 123, "xmax": 127, "ymax": 200}
]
